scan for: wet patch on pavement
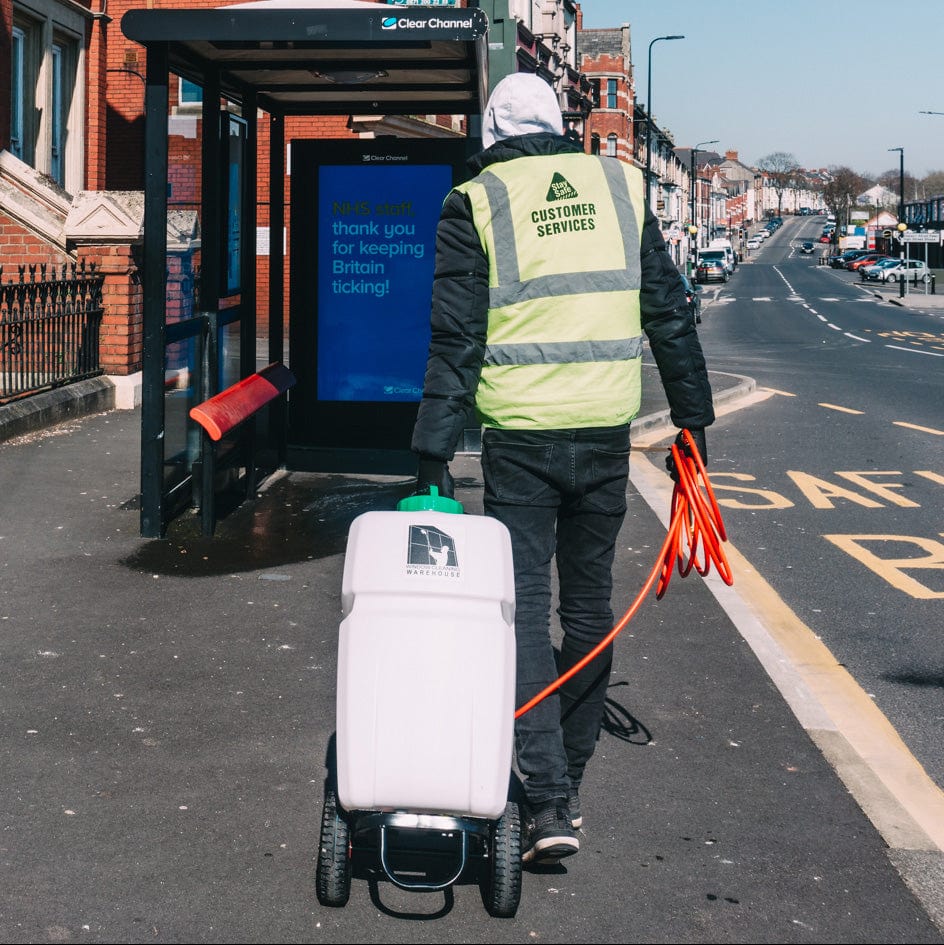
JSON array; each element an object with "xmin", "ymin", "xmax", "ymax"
[{"xmin": 120, "ymin": 472, "xmax": 481, "ymax": 576}]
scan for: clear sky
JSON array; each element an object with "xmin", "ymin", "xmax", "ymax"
[{"xmin": 579, "ymin": 0, "xmax": 944, "ymax": 180}]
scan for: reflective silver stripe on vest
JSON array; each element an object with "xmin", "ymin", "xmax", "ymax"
[
  {"xmin": 478, "ymin": 157, "xmax": 642, "ymax": 308},
  {"xmin": 484, "ymin": 335, "xmax": 644, "ymax": 367}
]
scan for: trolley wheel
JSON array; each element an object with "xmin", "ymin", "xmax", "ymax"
[
  {"xmin": 482, "ymin": 801, "xmax": 522, "ymax": 918},
  {"xmin": 316, "ymin": 789, "xmax": 352, "ymax": 907}
]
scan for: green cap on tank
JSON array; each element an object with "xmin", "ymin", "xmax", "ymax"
[{"xmin": 397, "ymin": 486, "xmax": 464, "ymax": 514}]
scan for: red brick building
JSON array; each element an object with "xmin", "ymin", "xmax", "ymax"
[{"xmin": 576, "ymin": 19, "xmax": 633, "ymax": 163}]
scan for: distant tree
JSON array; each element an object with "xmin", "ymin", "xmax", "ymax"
[
  {"xmin": 823, "ymin": 166, "xmax": 868, "ymax": 232},
  {"xmin": 877, "ymin": 167, "xmax": 920, "ymax": 203},
  {"xmin": 757, "ymin": 151, "xmax": 801, "ymax": 215},
  {"xmin": 877, "ymin": 168, "xmax": 899, "ymax": 190},
  {"xmin": 922, "ymin": 170, "xmax": 944, "ymax": 197}
]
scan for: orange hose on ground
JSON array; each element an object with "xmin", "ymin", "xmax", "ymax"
[{"xmin": 515, "ymin": 429, "xmax": 733, "ymax": 719}]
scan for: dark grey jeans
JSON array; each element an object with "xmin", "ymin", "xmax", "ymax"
[{"xmin": 481, "ymin": 424, "xmax": 630, "ymax": 807}]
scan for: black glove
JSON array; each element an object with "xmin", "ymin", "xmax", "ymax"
[
  {"xmin": 415, "ymin": 456, "xmax": 455, "ymax": 499},
  {"xmin": 665, "ymin": 428, "xmax": 707, "ymax": 482}
]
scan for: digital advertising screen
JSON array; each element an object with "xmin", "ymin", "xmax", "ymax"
[
  {"xmin": 315, "ymin": 160, "xmax": 451, "ymax": 402},
  {"xmin": 288, "ymin": 137, "xmax": 471, "ymax": 464},
  {"xmin": 221, "ymin": 114, "xmax": 247, "ymax": 296}
]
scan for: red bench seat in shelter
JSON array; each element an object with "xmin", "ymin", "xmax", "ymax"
[{"xmin": 189, "ymin": 362, "xmax": 296, "ymax": 441}]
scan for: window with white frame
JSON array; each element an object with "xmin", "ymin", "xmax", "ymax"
[
  {"xmin": 10, "ymin": 1, "xmax": 86, "ymax": 193},
  {"xmin": 172, "ymin": 77, "xmax": 205, "ymax": 118},
  {"xmin": 606, "ymin": 78, "xmax": 617, "ymax": 109}
]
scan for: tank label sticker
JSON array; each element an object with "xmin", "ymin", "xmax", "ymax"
[{"xmin": 406, "ymin": 524, "xmax": 460, "ymax": 577}]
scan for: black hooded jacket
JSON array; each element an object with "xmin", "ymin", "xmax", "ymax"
[{"xmin": 411, "ymin": 132, "xmax": 715, "ymax": 461}]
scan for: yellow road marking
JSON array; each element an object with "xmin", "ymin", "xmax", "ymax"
[
  {"xmin": 823, "ymin": 535, "xmax": 944, "ymax": 600},
  {"xmin": 630, "ymin": 450, "xmax": 944, "ymax": 853},
  {"xmin": 894, "ymin": 421, "xmax": 944, "ymax": 436},
  {"xmin": 819, "ymin": 403, "xmax": 864, "ymax": 414}
]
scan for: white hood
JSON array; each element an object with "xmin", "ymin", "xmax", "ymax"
[{"xmin": 481, "ymin": 73, "xmax": 563, "ymax": 149}]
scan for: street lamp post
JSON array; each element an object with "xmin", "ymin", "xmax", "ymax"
[
  {"xmin": 644, "ymin": 34, "xmax": 684, "ymax": 210},
  {"xmin": 896, "ymin": 221, "xmax": 909, "ymax": 298},
  {"xmin": 688, "ymin": 139, "xmax": 718, "ymax": 275},
  {"xmin": 889, "ymin": 147, "xmax": 905, "ymax": 298}
]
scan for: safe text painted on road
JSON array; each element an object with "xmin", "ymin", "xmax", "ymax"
[{"xmin": 712, "ymin": 469, "xmax": 944, "ymax": 600}]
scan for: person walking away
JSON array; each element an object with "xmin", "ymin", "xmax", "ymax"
[{"xmin": 410, "ymin": 73, "xmax": 715, "ymax": 863}]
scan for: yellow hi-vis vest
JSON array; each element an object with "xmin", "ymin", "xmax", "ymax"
[{"xmin": 454, "ymin": 152, "xmax": 645, "ymax": 430}]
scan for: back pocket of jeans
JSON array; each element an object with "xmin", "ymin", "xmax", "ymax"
[
  {"xmin": 583, "ymin": 446, "xmax": 629, "ymax": 514},
  {"xmin": 482, "ymin": 441, "xmax": 555, "ymax": 504}
]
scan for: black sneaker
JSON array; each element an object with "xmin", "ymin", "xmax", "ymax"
[
  {"xmin": 568, "ymin": 787, "xmax": 582, "ymax": 829},
  {"xmin": 521, "ymin": 799, "xmax": 579, "ymax": 863}
]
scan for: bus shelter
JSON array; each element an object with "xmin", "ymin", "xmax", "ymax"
[{"xmin": 121, "ymin": 0, "xmax": 488, "ymax": 537}]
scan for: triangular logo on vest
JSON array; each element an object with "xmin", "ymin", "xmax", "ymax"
[{"xmin": 546, "ymin": 173, "xmax": 579, "ymax": 202}]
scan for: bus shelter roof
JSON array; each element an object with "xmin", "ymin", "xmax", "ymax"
[{"xmin": 121, "ymin": 0, "xmax": 489, "ymax": 117}]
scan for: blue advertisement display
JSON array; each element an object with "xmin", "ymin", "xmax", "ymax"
[
  {"xmin": 222, "ymin": 114, "xmax": 246, "ymax": 296},
  {"xmin": 315, "ymin": 162, "xmax": 452, "ymax": 402}
]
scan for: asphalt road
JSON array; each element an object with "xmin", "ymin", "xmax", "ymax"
[
  {"xmin": 695, "ymin": 216, "xmax": 944, "ymax": 794},
  {"xmin": 1, "ymin": 217, "xmax": 943, "ymax": 941}
]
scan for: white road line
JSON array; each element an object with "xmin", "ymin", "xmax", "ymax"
[
  {"xmin": 845, "ymin": 333, "xmax": 871, "ymax": 342},
  {"xmin": 885, "ymin": 344, "xmax": 944, "ymax": 357}
]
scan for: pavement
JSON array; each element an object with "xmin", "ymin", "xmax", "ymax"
[
  {"xmin": 1, "ymin": 363, "xmax": 943, "ymax": 944},
  {"xmin": 813, "ymin": 257, "xmax": 944, "ymax": 314},
  {"xmin": 860, "ymin": 279, "xmax": 944, "ymax": 312}
]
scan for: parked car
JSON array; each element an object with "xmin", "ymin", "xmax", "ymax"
[
  {"xmin": 696, "ymin": 257, "xmax": 728, "ymax": 284},
  {"xmin": 708, "ymin": 239, "xmax": 737, "ymax": 271},
  {"xmin": 681, "ymin": 274, "xmax": 702, "ymax": 323},
  {"xmin": 697, "ymin": 248, "xmax": 733, "ymax": 275},
  {"xmin": 859, "ymin": 257, "xmax": 902, "ymax": 280},
  {"xmin": 847, "ymin": 253, "xmax": 890, "ymax": 271},
  {"xmin": 830, "ymin": 249, "xmax": 872, "ymax": 268},
  {"xmin": 818, "ymin": 234, "xmax": 833, "ymax": 243},
  {"xmin": 746, "ymin": 236, "xmax": 762, "ymax": 250},
  {"xmin": 799, "ymin": 241, "xmax": 815, "ymax": 254},
  {"xmin": 868, "ymin": 259, "xmax": 931, "ymax": 283}
]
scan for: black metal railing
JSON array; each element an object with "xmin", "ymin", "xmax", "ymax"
[{"xmin": 0, "ymin": 262, "xmax": 105, "ymax": 403}]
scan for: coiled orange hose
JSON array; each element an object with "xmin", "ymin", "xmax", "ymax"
[{"xmin": 515, "ymin": 429, "xmax": 733, "ymax": 719}]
